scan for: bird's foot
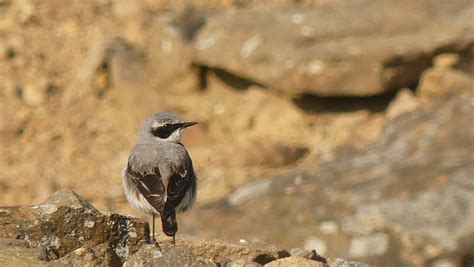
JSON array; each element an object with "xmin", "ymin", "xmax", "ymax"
[
  {"xmin": 151, "ymin": 238, "xmax": 161, "ymax": 249},
  {"xmin": 171, "ymin": 235, "xmax": 176, "ymax": 246}
]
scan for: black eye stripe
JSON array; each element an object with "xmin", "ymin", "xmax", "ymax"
[
  {"xmin": 153, "ymin": 128, "xmax": 173, "ymax": 139},
  {"xmin": 151, "ymin": 124, "xmax": 182, "ymax": 138}
]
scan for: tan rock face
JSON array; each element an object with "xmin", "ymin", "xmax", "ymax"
[
  {"xmin": 181, "ymin": 95, "xmax": 474, "ymax": 266},
  {"xmin": 433, "ymin": 53, "xmax": 460, "ymax": 69},
  {"xmin": 169, "ymin": 234, "xmax": 290, "ymax": 265},
  {"xmin": 0, "ymin": 189, "xmax": 149, "ymax": 261},
  {"xmin": 0, "ymin": 238, "xmax": 48, "ymax": 266},
  {"xmin": 265, "ymin": 256, "xmax": 325, "ymax": 267},
  {"xmin": 193, "ymin": 0, "xmax": 474, "ymax": 96},
  {"xmin": 123, "ymin": 244, "xmax": 217, "ymax": 267},
  {"xmin": 386, "ymin": 88, "xmax": 420, "ymax": 120},
  {"xmin": 417, "ymin": 66, "xmax": 473, "ymax": 103},
  {"xmin": 0, "ymin": 189, "xmax": 368, "ymax": 266}
]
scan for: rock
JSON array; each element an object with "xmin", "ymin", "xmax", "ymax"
[
  {"xmin": 0, "ymin": 188, "xmax": 148, "ymax": 261},
  {"xmin": 147, "ymin": 15, "xmax": 195, "ymax": 90},
  {"xmin": 58, "ymin": 243, "xmax": 122, "ymax": 266},
  {"xmin": 0, "ymin": 238, "xmax": 48, "ymax": 266},
  {"xmin": 193, "ymin": 0, "xmax": 474, "ymax": 96},
  {"xmin": 183, "ymin": 95, "xmax": 474, "ymax": 266},
  {"xmin": 171, "ymin": 7, "xmax": 207, "ymax": 42},
  {"xmin": 433, "ymin": 53, "xmax": 460, "ymax": 69},
  {"xmin": 68, "ymin": 37, "xmax": 147, "ymax": 100},
  {"xmin": 290, "ymin": 248, "xmax": 326, "ymax": 263},
  {"xmin": 319, "ymin": 221, "xmax": 338, "ymax": 236},
  {"xmin": 207, "ymin": 85, "xmax": 309, "ymax": 144},
  {"xmin": 67, "ymin": 38, "xmax": 112, "ymax": 100},
  {"xmin": 8, "ymin": 0, "xmax": 36, "ymax": 25},
  {"xmin": 430, "ymin": 258, "xmax": 457, "ymax": 267},
  {"xmin": 266, "ymin": 256, "xmax": 370, "ymax": 267},
  {"xmin": 123, "ymin": 243, "xmax": 216, "ymax": 267},
  {"xmin": 226, "ymin": 140, "xmax": 309, "ymax": 168},
  {"xmin": 228, "ymin": 259, "xmax": 263, "ymax": 267},
  {"xmin": 327, "ymin": 258, "xmax": 372, "ymax": 267},
  {"xmin": 304, "ymin": 237, "xmax": 327, "ymax": 256},
  {"xmin": 127, "ymin": 234, "xmax": 293, "ymax": 266},
  {"xmin": 108, "ymin": 38, "xmax": 168, "ymax": 130},
  {"xmin": 265, "ymin": 256, "xmax": 325, "ymax": 267},
  {"xmin": 417, "ymin": 66, "xmax": 473, "ymax": 103},
  {"xmin": 385, "ymin": 88, "xmax": 420, "ymax": 120},
  {"xmin": 21, "ymin": 78, "xmax": 50, "ymax": 107},
  {"xmin": 109, "ymin": 38, "xmax": 147, "ymax": 90},
  {"xmin": 111, "ymin": 0, "xmax": 147, "ymax": 45},
  {"xmin": 112, "ymin": 1, "xmax": 143, "ymax": 20},
  {"xmin": 351, "ymin": 167, "xmax": 474, "ymax": 253},
  {"xmin": 228, "ymin": 179, "xmax": 272, "ymax": 206},
  {"xmin": 42, "ymin": 188, "xmax": 99, "ymax": 213},
  {"xmin": 169, "ymin": 234, "xmax": 290, "ymax": 265},
  {"xmin": 348, "ymin": 233, "xmax": 390, "ymax": 258},
  {"xmin": 0, "ymin": 188, "xmax": 368, "ymax": 266},
  {"xmin": 0, "ymin": 97, "xmax": 29, "ymax": 139},
  {"xmin": 93, "ymin": 37, "xmax": 167, "ymax": 130}
]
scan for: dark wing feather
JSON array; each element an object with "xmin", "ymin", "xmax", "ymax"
[
  {"xmin": 161, "ymin": 166, "xmax": 192, "ymax": 236},
  {"xmin": 127, "ymin": 164, "xmax": 165, "ymax": 213},
  {"xmin": 165, "ymin": 168, "xmax": 191, "ymax": 210}
]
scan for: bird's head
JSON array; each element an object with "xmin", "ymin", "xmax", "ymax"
[{"xmin": 138, "ymin": 112, "xmax": 198, "ymax": 144}]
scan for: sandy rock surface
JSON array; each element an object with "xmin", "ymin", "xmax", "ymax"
[
  {"xmin": 0, "ymin": 190, "xmax": 366, "ymax": 266},
  {"xmin": 181, "ymin": 95, "xmax": 474, "ymax": 266}
]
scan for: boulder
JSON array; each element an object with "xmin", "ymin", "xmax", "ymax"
[
  {"xmin": 385, "ymin": 88, "xmax": 419, "ymax": 120},
  {"xmin": 124, "ymin": 234, "xmax": 291, "ymax": 266},
  {"xmin": 182, "ymin": 95, "xmax": 474, "ymax": 266},
  {"xmin": 417, "ymin": 65, "xmax": 473, "ymax": 103},
  {"xmin": 0, "ymin": 189, "xmax": 368, "ymax": 266},
  {"xmin": 123, "ymin": 244, "xmax": 216, "ymax": 267},
  {"xmin": 169, "ymin": 234, "xmax": 290, "ymax": 265},
  {"xmin": 0, "ymin": 188, "xmax": 149, "ymax": 261},
  {"xmin": 193, "ymin": 0, "xmax": 474, "ymax": 96},
  {"xmin": 265, "ymin": 256, "xmax": 325, "ymax": 267},
  {"xmin": 264, "ymin": 256, "xmax": 370, "ymax": 267},
  {"xmin": 0, "ymin": 238, "xmax": 48, "ymax": 266},
  {"xmin": 327, "ymin": 258, "xmax": 373, "ymax": 267},
  {"xmin": 57, "ymin": 243, "xmax": 122, "ymax": 266}
]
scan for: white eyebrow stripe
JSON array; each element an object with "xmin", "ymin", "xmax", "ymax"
[{"xmin": 152, "ymin": 121, "xmax": 162, "ymax": 129}]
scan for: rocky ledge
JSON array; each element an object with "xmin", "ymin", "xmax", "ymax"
[{"xmin": 0, "ymin": 189, "xmax": 369, "ymax": 266}]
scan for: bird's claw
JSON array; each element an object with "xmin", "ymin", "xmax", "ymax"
[{"xmin": 151, "ymin": 238, "xmax": 161, "ymax": 249}]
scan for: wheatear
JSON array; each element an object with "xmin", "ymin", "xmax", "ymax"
[{"xmin": 122, "ymin": 112, "xmax": 197, "ymax": 244}]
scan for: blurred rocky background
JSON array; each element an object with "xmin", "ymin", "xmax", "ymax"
[{"xmin": 0, "ymin": 0, "xmax": 472, "ymax": 266}]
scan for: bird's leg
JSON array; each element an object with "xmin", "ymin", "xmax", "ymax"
[
  {"xmin": 148, "ymin": 214, "xmax": 161, "ymax": 249},
  {"xmin": 152, "ymin": 214, "xmax": 155, "ymax": 240},
  {"xmin": 172, "ymin": 235, "xmax": 176, "ymax": 246},
  {"xmin": 152, "ymin": 214, "xmax": 158, "ymax": 245}
]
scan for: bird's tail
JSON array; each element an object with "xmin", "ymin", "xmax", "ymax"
[{"xmin": 161, "ymin": 210, "xmax": 177, "ymax": 237}]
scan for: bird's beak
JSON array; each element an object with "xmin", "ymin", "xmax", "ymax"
[{"xmin": 182, "ymin": 121, "xmax": 198, "ymax": 128}]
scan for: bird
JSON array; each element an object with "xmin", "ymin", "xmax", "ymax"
[{"xmin": 122, "ymin": 112, "xmax": 198, "ymax": 245}]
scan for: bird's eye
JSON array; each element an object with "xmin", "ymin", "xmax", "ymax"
[{"xmin": 151, "ymin": 123, "xmax": 176, "ymax": 139}]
